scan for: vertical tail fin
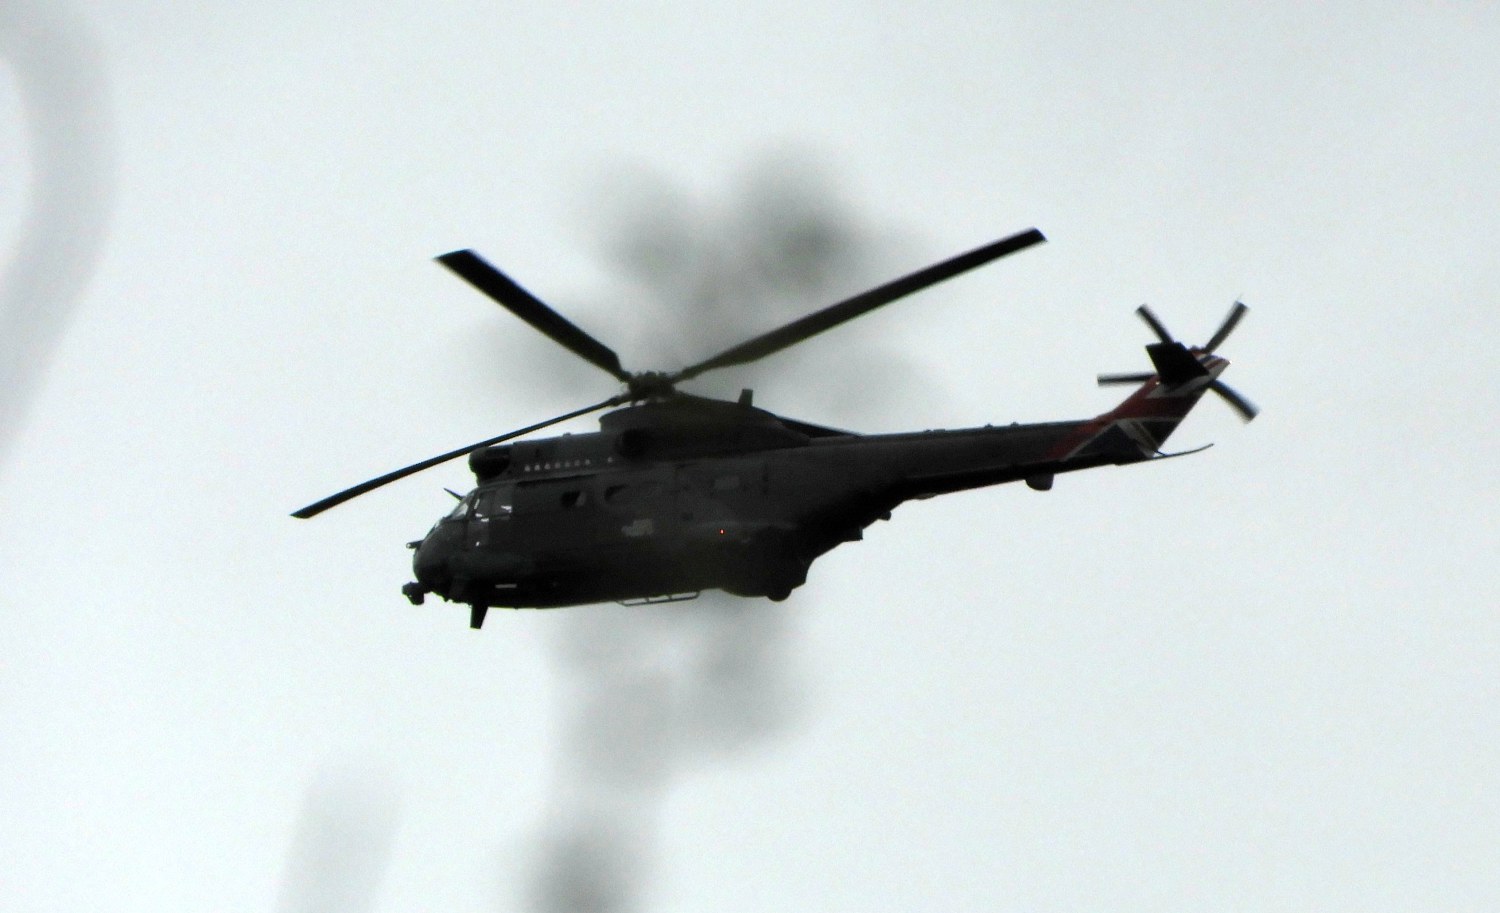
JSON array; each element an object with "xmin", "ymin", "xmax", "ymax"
[{"xmin": 1095, "ymin": 373, "xmax": 1216, "ymax": 454}]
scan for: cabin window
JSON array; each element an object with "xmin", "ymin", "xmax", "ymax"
[{"xmin": 514, "ymin": 479, "xmax": 586, "ymax": 514}]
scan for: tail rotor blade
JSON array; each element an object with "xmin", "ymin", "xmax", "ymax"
[
  {"xmin": 1210, "ymin": 380, "xmax": 1258, "ymax": 422},
  {"xmin": 290, "ymin": 396, "xmax": 624, "ymax": 518},
  {"xmin": 437, "ymin": 250, "xmax": 631, "ymax": 382},
  {"xmin": 1204, "ymin": 300, "xmax": 1248, "ymax": 353},
  {"xmin": 1135, "ymin": 305, "xmax": 1174, "ymax": 344},
  {"xmin": 1097, "ymin": 371, "xmax": 1156, "ymax": 386}
]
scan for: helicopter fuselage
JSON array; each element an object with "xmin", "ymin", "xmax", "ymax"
[{"xmin": 406, "ymin": 382, "xmax": 1209, "ymax": 613}]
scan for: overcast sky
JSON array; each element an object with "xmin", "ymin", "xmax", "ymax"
[{"xmin": 2, "ymin": 3, "xmax": 1497, "ymax": 911}]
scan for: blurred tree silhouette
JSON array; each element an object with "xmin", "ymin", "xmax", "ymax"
[
  {"xmin": 527, "ymin": 156, "xmax": 921, "ymax": 913},
  {"xmin": 0, "ymin": 2, "xmax": 115, "ymax": 465}
]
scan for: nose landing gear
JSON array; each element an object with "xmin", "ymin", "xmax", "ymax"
[{"xmin": 403, "ymin": 582, "xmax": 489, "ymax": 630}]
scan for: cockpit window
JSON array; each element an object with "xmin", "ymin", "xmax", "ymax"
[
  {"xmin": 447, "ymin": 494, "xmax": 473, "ymax": 520},
  {"xmin": 475, "ymin": 486, "xmax": 515, "ymax": 519}
]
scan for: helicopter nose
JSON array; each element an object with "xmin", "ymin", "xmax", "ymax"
[{"xmin": 411, "ymin": 536, "xmax": 449, "ymax": 587}]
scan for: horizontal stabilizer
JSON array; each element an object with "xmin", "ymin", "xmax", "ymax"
[{"xmin": 1097, "ymin": 371, "xmax": 1156, "ymax": 386}]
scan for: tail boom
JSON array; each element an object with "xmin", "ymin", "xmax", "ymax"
[{"xmin": 1054, "ymin": 354, "xmax": 1227, "ymax": 462}]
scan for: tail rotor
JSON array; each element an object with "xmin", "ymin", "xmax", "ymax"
[
  {"xmin": 1208, "ymin": 378, "xmax": 1258, "ymax": 422},
  {"xmin": 1202, "ymin": 300, "xmax": 1247, "ymax": 354},
  {"xmin": 1097, "ymin": 301, "xmax": 1258, "ymax": 422}
]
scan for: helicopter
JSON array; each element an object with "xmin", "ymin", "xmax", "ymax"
[{"xmin": 293, "ymin": 227, "xmax": 1256, "ymax": 629}]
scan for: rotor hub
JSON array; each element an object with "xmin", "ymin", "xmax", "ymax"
[{"xmin": 626, "ymin": 371, "xmax": 679, "ymax": 401}]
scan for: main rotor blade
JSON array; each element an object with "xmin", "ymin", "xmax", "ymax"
[
  {"xmin": 671, "ymin": 228, "xmax": 1046, "ymax": 382},
  {"xmin": 1203, "ymin": 300, "xmax": 1248, "ymax": 353},
  {"xmin": 290, "ymin": 396, "xmax": 623, "ymax": 518},
  {"xmin": 1135, "ymin": 305, "xmax": 1174, "ymax": 344},
  {"xmin": 1210, "ymin": 380, "xmax": 1259, "ymax": 422},
  {"xmin": 436, "ymin": 250, "xmax": 630, "ymax": 381}
]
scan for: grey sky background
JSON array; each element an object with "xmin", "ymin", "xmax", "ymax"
[{"xmin": 2, "ymin": 3, "xmax": 1496, "ymax": 911}]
